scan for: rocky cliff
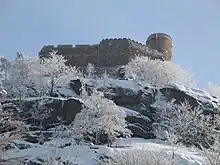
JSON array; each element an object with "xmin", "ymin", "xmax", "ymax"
[{"xmin": 1, "ymin": 78, "xmax": 219, "ymax": 144}]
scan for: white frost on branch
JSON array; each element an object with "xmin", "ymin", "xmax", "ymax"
[
  {"xmin": 9, "ymin": 54, "xmax": 35, "ymax": 99},
  {"xmin": 101, "ymin": 148, "xmax": 180, "ymax": 165},
  {"xmin": 0, "ymin": 56, "xmax": 11, "ymax": 84},
  {"xmin": 36, "ymin": 51, "xmax": 81, "ymax": 95},
  {"xmin": 0, "ymin": 102, "xmax": 27, "ymax": 158},
  {"xmin": 86, "ymin": 63, "xmax": 96, "ymax": 79},
  {"xmin": 72, "ymin": 88, "xmax": 132, "ymax": 145},
  {"xmin": 124, "ymin": 56, "xmax": 195, "ymax": 87},
  {"xmin": 153, "ymin": 100, "xmax": 220, "ymax": 148}
]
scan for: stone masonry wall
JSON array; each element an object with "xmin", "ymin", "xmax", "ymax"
[
  {"xmin": 146, "ymin": 33, "xmax": 172, "ymax": 60},
  {"xmin": 39, "ymin": 38, "xmax": 167, "ymax": 68}
]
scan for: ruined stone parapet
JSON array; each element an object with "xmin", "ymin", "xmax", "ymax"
[{"xmin": 39, "ymin": 34, "xmax": 170, "ymax": 68}]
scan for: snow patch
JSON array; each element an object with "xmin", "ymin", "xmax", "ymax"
[
  {"xmin": 85, "ymin": 78, "xmax": 141, "ymax": 92},
  {"xmin": 173, "ymin": 84, "xmax": 220, "ymax": 108},
  {"xmin": 119, "ymin": 106, "xmax": 141, "ymax": 117},
  {"xmin": 5, "ymin": 138, "xmax": 206, "ymax": 165},
  {"xmin": 151, "ymin": 89, "xmax": 170, "ymax": 109},
  {"xmin": 56, "ymin": 86, "xmax": 78, "ymax": 97}
]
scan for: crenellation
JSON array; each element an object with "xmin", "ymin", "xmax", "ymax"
[
  {"xmin": 75, "ymin": 44, "xmax": 91, "ymax": 48},
  {"xmin": 57, "ymin": 45, "xmax": 73, "ymax": 48},
  {"xmin": 39, "ymin": 33, "xmax": 172, "ymax": 68}
]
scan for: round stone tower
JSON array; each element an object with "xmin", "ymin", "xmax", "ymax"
[{"xmin": 146, "ymin": 33, "xmax": 172, "ymax": 60}]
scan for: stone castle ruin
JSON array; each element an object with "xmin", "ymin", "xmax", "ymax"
[
  {"xmin": 39, "ymin": 33, "xmax": 172, "ymax": 75},
  {"xmin": 146, "ymin": 33, "xmax": 172, "ymax": 61}
]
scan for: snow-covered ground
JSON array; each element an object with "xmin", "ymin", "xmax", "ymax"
[
  {"xmin": 4, "ymin": 138, "xmax": 206, "ymax": 165},
  {"xmin": 85, "ymin": 78, "xmax": 142, "ymax": 92}
]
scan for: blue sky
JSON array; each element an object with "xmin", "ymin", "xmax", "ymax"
[{"xmin": 0, "ymin": 0, "xmax": 220, "ymax": 88}]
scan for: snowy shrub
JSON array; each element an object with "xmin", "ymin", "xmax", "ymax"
[
  {"xmin": 30, "ymin": 99, "xmax": 54, "ymax": 144},
  {"xmin": 72, "ymin": 87, "xmax": 132, "ymax": 145},
  {"xmin": 4, "ymin": 54, "xmax": 36, "ymax": 99},
  {"xmin": 153, "ymin": 100, "xmax": 220, "ymax": 148},
  {"xmin": 0, "ymin": 85, "xmax": 27, "ymax": 159},
  {"xmin": 42, "ymin": 157, "xmax": 79, "ymax": 165},
  {"xmin": 1, "ymin": 51, "xmax": 83, "ymax": 98},
  {"xmin": 86, "ymin": 63, "xmax": 96, "ymax": 79},
  {"xmin": 42, "ymin": 157, "xmax": 63, "ymax": 165},
  {"xmin": 38, "ymin": 50, "xmax": 82, "ymax": 95},
  {"xmin": 0, "ymin": 159, "xmax": 24, "ymax": 165},
  {"xmin": 100, "ymin": 148, "xmax": 181, "ymax": 165},
  {"xmin": 39, "ymin": 51, "xmax": 71, "ymax": 95},
  {"xmin": 0, "ymin": 103, "xmax": 27, "ymax": 157},
  {"xmin": 0, "ymin": 54, "xmax": 44, "ymax": 99},
  {"xmin": 0, "ymin": 56, "xmax": 11, "ymax": 85},
  {"xmin": 200, "ymin": 135, "xmax": 220, "ymax": 165},
  {"xmin": 124, "ymin": 56, "xmax": 195, "ymax": 87}
]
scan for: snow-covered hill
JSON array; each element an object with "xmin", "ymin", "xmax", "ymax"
[
  {"xmin": 1, "ymin": 78, "xmax": 220, "ymax": 165},
  {"xmin": 2, "ymin": 78, "xmax": 220, "ymax": 143},
  {"xmin": 3, "ymin": 138, "xmax": 205, "ymax": 165},
  {"xmin": 1, "ymin": 51, "xmax": 220, "ymax": 165}
]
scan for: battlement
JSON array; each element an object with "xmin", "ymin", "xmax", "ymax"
[
  {"xmin": 75, "ymin": 44, "xmax": 91, "ymax": 48},
  {"xmin": 39, "ymin": 33, "xmax": 172, "ymax": 68},
  {"xmin": 99, "ymin": 38, "xmax": 145, "ymax": 47},
  {"xmin": 147, "ymin": 33, "xmax": 172, "ymax": 42}
]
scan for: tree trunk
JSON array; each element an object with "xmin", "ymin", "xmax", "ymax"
[
  {"xmin": 50, "ymin": 75, "xmax": 54, "ymax": 96},
  {"xmin": 95, "ymin": 132, "xmax": 98, "ymax": 145}
]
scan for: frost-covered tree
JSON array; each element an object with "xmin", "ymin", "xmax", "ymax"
[
  {"xmin": 30, "ymin": 99, "xmax": 53, "ymax": 144},
  {"xmin": 200, "ymin": 135, "xmax": 220, "ymax": 165},
  {"xmin": 124, "ymin": 56, "xmax": 195, "ymax": 87},
  {"xmin": 72, "ymin": 88, "xmax": 132, "ymax": 146},
  {"xmin": 0, "ymin": 86, "xmax": 27, "ymax": 158},
  {"xmin": 153, "ymin": 100, "xmax": 220, "ymax": 148},
  {"xmin": 0, "ymin": 55, "xmax": 39, "ymax": 99},
  {"xmin": 0, "ymin": 107, "xmax": 25, "ymax": 157},
  {"xmin": 207, "ymin": 82, "xmax": 220, "ymax": 99},
  {"xmin": 8, "ymin": 54, "xmax": 35, "ymax": 100},
  {"xmin": 86, "ymin": 63, "xmax": 95, "ymax": 79},
  {"xmin": 40, "ymin": 51, "xmax": 69, "ymax": 95},
  {"xmin": 30, "ymin": 59, "xmax": 47, "ymax": 97},
  {"xmin": 39, "ymin": 51, "xmax": 81, "ymax": 95},
  {"xmin": 0, "ymin": 85, "xmax": 7, "ymax": 98},
  {"xmin": 0, "ymin": 56, "xmax": 11, "ymax": 85},
  {"xmin": 102, "ymin": 70, "xmax": 109, "ymax": 86}
]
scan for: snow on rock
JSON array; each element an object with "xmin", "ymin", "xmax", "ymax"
[
  {"xmin": 119, "ymin": 106, "xmax": 142, "ymax": 117},
  {"xmin": 85, "ymin": 78, "xmax": 141, "ymax": 93},
  {"xmin": 5, "ymin": 142, "xmax": 98, "ymax": 165},
  {"xmin": 5, "ymin": 139, "xmax": 103, "ymax": 165},
  {"xmin": 85, "ymin": 78, "xmax": 220, "ymax": 110},
  {"xmin": 21, "ymin": 95, "xmax": 82, "ymax": 103},
  {"xmin": 2, "ymin": 78, "xmax": 220, "ymax": 144},
  {"xmin": 173, "ymin": 83, "xmax": 220, "ymax": 110},
  {"xmin": 4, "ymin": 138, "xmax": 206, "ymax": 165},
  {"xmin": 56, "ymin": 86, "xmax": 78, "ymax": 98},
  {"xmin": 151, "ymin": 88, "xmax": 171, "ymax": 109}
]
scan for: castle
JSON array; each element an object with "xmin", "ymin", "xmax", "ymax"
[{"xmin": 39, "ymin": 33, "xmax": 172, "ymax": 73}]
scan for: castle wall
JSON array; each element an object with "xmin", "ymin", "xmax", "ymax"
[
  {"xmin": 39, "ymin": 37, "xmax": 169, "ymax": 68},
  {"xmin": 98, "ymin": 38, "xmax": 131, "ymax": 66},
  {"xmin": 39, "ymin": 38, "xmax": 132, "ymax": 67}
]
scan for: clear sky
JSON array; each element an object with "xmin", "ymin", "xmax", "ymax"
[{"xmin": 0, "ymin": 0, "xmax": 220, "ymax": 88}]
